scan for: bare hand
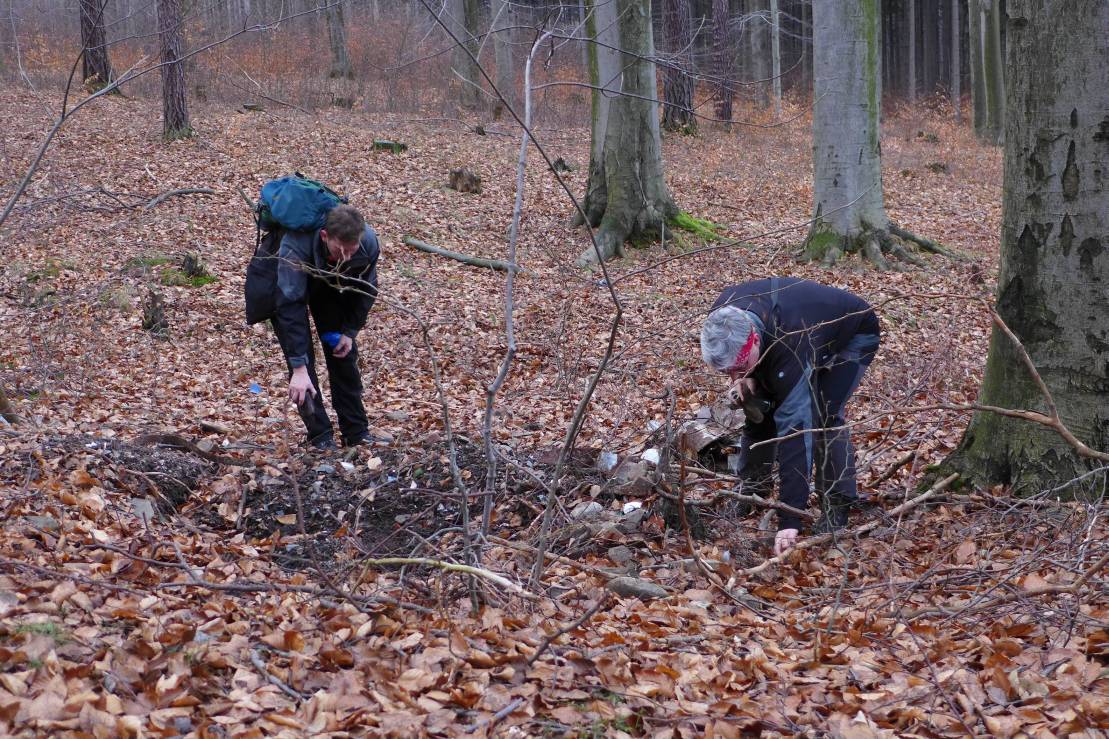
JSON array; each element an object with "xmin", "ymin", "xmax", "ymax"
[
  {"xmin": 774, "ymin": 528, "xmax": 799, "ymax": 557},
  {"xmin": 332, "ymin": 334, "xmax": 353, "ymax": 359},
  {"xmin": 727, "ymin": 378, "xmax": 757, "ymax": 408},
  {"xmin": 288, "ymin": 370, "xmax": 317, "ymax": 406}
]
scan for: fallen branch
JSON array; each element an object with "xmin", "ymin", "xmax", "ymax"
[
  {"xmin": 489, "ymin": 536, "xmax": 612, "ymax": 579},
  {"xmin": 360, "ymin": 556, "xmax": 537, "ymax": 600},
  {"xmin": 402, "ymin": 236, "xmax": 519, "ymax": 272},
  {"xmin": 873, "ymin": 449, "xmax": 917, "ymax": 484},
  {"xmin": 250, "ymin": 649, "xmax": 307, "ymax": 702},
  {"xmin": 735, "ymin": 473, "xmax": 961, "ymax": 578},
  {"xmin": 143, "ymin": 187, "xmax": 217, "ymax": 210},
  {"xmin": 527, "ymin": 595, "xmax": 610, "ymax": 666}
]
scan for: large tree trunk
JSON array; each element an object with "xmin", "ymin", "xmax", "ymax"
[
  {"xmin": 950, "ymin": 0, "xmax": 961, "ymax": 120},
  {"xmin": 712, "ymin": 0, "xmax": 734, "ymax": 123},
  {"xmin": 661, "ymin": 0, "xmax": 695, "ymax": 128},
  {"xmin": 907, "ymin": 0, "xmax": 917, "ymax": 103},
  {"xmin": 490, "ymin": 0, "xmax": 516, "ymax": 119},
  {"xmin": 968, "ymin": 0, "xmax": 986, "ymax": 130},
  {"xmin": 80, "ymin": 0, "xmax": 114, "ymax": 88},
  {"xmin": 939, "ymin": 0, "xmax": 1109, "ymax": 497},
  {"xmin": 576, "ymin": 0, "xmax": 678, "ymax": 266},
  {"xmin": 981, "ymin": 0, "xmax": 1005, "ymax": 144},
  {"xmin": 747, "ymin": 0, "xmax": 769, "ymax": 106},
  {"xmin": 157, "ymin": 0, "xmax": 190, "ymax": 139},
  {"xmin": 446, "ymin": 0, "xmax": 483, "ymax": 110},
  {"xmin": 324, "ymin": 1, "xmax": 353, "ymax": 79},
  {"xmin": 661, "ymin": 0, "xmax": 696, "ymax": 132},
  {"xmin": 804, "ymin": 0, "xmax": 891, "ymax": 267}
]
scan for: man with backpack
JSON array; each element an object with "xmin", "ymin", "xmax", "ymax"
[
  {"xmin": 699, "ymin": 277, "xmax": 880, "ymax": 555},
  {"xmin": 245, "ymin": 176, "xmax": 381, "ymax": 450}
]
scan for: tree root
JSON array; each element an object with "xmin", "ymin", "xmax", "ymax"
[{"xmin": 889, "ymin": 223, "xmax": 964, "ymax": 260}]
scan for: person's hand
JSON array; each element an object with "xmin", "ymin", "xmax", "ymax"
[
  {"xmin": 332, "ymin": 334, "xmax": 353, "ymax": 358},
  {"xmin": 288, "ymin": 368, "xmax": 317, "ymax": 406},
  {"xmin": 774, "ymin": 528, "xmax": 799, "ymax": 557},
  {"xmin": 727, "ymin": 377, "xmax": 758, "ymax": 408}
]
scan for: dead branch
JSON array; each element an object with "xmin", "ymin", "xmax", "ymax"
[
  {"xmin": 359, "ymin": 557, "xmax": 536, "ymax": 599},
  {"xmin": 488, "ymin": 536, "xmax": 612, "ymax": 579},
  {"xmin": 402, "ymin": 236, "xmax": 518, "ymax": 272},
  {"xmin": 143, "ymin": 187, "xmax": 217, "ymax": 209},
  {"xmin": 889, "ymin": 223, "xmax": 964, "ymax": 259},
  {"xmin": 528, "ymin": 594, "xmax": 610, "ymax": 666},
  {"xmin": 250, "ymin": 649, "xmax": 308, "ymax": 701}
]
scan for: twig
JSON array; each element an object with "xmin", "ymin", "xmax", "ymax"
[
  {"xmin": 873, "ymin": 449, "xmax": 917, "ymax": 484},
  {"xmin": 250, "ymin": 649, "xmax": 307, "ymax": 702},
  {"xmin": 488, "ymin": 536, "xmax": 612, "ymax": 578},
  {"xmin": 462, "ymin": 697, "xmax": 524, "ymax": 734},
  {"xmin": 360, "ymin": 557, "xmax": 536, "ymax": 599},
  {"xmin": 528, "ymin": 595, "xmax": 610, "ymax": 665},
  {"xmin": 402, "ymin": 236, "xmax": 519, "ymax": 272},
  {"xmin": 143, "ymin": 187, "xmax": 217, "ymax": 210}
]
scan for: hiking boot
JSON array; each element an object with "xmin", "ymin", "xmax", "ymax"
[
  {"xmin": 345, "ymin": 427, "xmax": 393, "ymax": 447},
  {"xmin": 310, "ymin": 436, "xmax": 338, "ymax": 451},
  {"xmin": 813, "ymin": 499, "xmax": 851, "ymax": 535}
]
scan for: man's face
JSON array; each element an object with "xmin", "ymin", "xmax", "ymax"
[{"xmin": 321, "ymin": 229, "xmax": 359, "ymax": 263}]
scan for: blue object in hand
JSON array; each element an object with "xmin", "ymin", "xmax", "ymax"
[{"xmin": 321, "ymin": 332, "xmax": 343, "ymax": 349}]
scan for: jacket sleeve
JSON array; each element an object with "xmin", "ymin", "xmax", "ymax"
[
  {"xmin": 338, "ymin": 225, "xmax": 380, "ymax": 338},
  {"xmin": 274, "ymin": 232, "xmax": 314, "ymax": 368},
  {"xmin": 765, "ymin": 355, "xmax": 816, "ymax": 531}
]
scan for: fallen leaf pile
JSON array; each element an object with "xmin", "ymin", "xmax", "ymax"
[{"xmin": 0, "ymin": 87, "xmax": 1105, "ymax": 736}]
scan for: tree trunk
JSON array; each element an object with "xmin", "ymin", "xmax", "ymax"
[
  {"xmin": 712, "ymin": 0, "xmax": 733, "ymax": 122},
  {"xmin": 576, "ymin": 0, "xmax": 679, "ymax": 266},
  {"xmin": 79, "ymin": 0, "xmax": 114, "ymax": 88},
  {"xmin": 940, "ymin": 0, "xmax": 1109, "ymax": 498},
  {"xmin": 490, "ymin": 0, "xmax": 516, "ymax": 119},
  {"xmin": 951, "ymin": 0, "xmax": 961, "ymax": 119},
  {"xmin": 923, "ymin": 0, "xmax": 938, "ymax": 94},
  {"xmin": 969, "ymin": 0, "xmax": 986, "ymax": 130},
  {"xmin": 769, "ymin": 0, "xmax": 781, "ymax": 117},
  {"xmin": 661, "ymin": 0, "xmax": 696, "ymax": 131},
  {"xmin": 907, "ymin": 0, "xmax": 917, "ymax": 103},
  {"xmin": 804, "ymin": 0, "xmax": 890, "ymax": 266},
  {"xmin": 157, "ymin": 0, "xmax": 191, "ymax": 139},
  {"xmin": 747, "ymin": 0, "xmax": 769, "ymax": 107},
  {"xmin": 982, "ymin": 0, "xmax": 1005, "ymax": 144},
  {"xmin": 324, "ymin": 1, "xmax": 353, "ymax": 79},
  {"xmin": 446, "ymin": 0, "xmax": 483, "ymax": 110}
]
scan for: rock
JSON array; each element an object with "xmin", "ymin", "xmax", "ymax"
[
  {"xmin": 641, "ymin": 448, "xmax": 660, "ymax": 466},
  {"xmin": 614, "ymin": 460, "xmax": 648, "ymax": 484},
  {"xmin": 617, "ymin": 508, "xmax": 648, "ymax": 534},
  {"xmin": 607, "ymin": 545, "xmax": 635, "ymax": 566},
  {"xmin": 570, "ymin": 501, "xmax": 603, "ymax": 521},
  {"xmin": 606, "ymin": 577, "xmax": 668, "ymax": 601},
  {"xmin": 22, "ymin": 515, "xmax": 60, "ymax": 532},
  {"xmin": 384, "ymin": 410, "xmax": 409, "ymax": 422},
  {"xmin": 597, "ymin": 451, "xmax": 619, "ymax": 473},
  {"xmin": 314, "ymin": 464, "xmax": 336, "ymax": 474}
]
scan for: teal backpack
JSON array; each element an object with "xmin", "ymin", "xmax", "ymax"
[{"xmin": 245, "ymin": 174, "xmax": 348, "ymax": 325}]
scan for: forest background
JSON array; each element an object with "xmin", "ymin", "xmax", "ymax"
[{"xmin": 0, "ymin": 0, "xmax": 1105, "ymax": 736}]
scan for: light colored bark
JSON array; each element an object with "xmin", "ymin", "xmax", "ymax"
[
  {"xmin": 951, "ymin": 0, "xmax": 961, "ymax": 120},
  {"xmin": 769, "ymin": 0, "xmax": 781, "ymax": 118},
  {"xmin": 747, "ymin": 0, "xmax": 768, "ymax": 107},
  {"xmin": 982, "ymin": 0, "xmax": 1005, "ymax": 144},
  {"xmin": 805, "ymin": 0, "xmax": 887, "ymax": 263},
  {"xmin": 490, "ymin": 0, "xmax": 516, "ymax": 118},
  {"xmin": 907, "ymin": 0, "xmax": 916, "ymax": 103},
  {"xmin": 576, "ymin": 0, "xmax": 678, "ymax": 266},
  {"xmin": 941, "ymin": 0, "xmax": 1109, "ymax": 498}
]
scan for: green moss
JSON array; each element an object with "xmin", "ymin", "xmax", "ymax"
[
  {"xmin": 126, "ymin": 254, "xmax": 172, "ymax": 270},
  {"xmin": 15, "ymin": 622, "xmax": 68, "ymax": 643},
  {"xmin": 160, "ymin": 269, "xmax": 217, "ymax": 288},
  {"xmin": 804, "ymin": 226, "xmax": 842, "ymax": 261},
  {"xmin": 164, "ymin": 126, "xmax": 194, "ymax": 141},
  {"xmin": 670, "ymin": 211, "xmax": 720, "ymax": 240}
]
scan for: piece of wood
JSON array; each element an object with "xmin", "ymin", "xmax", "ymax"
[
  {"xmin": 402, "ymin": 236, "xmax": 518, "ymax": 272},
  {"xmin": 372, "ymin": 139, "xmax": 407, "ymax": 153},
  {"xmin": 143, "ymin": 187, "xmax": 216, "ymax": 210}
]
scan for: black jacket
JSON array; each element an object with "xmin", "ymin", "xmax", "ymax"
[
  {"xmin": 711, "ymin": 278, "xmax": 879, "ymax": 528},
  {"xmin": 274, "ymin": 225, "xmax": 380, "ymax": 368}
]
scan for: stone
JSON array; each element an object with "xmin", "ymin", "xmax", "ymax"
[
  {"xmin": 22, "ymin": 515, "xmax": 60, "ymax": 532},
  {"xmin": 606, "ymin": 577, "xmax": 668, "ymax": 601},
  {"xmin": 314, "ymin": 464, "xmax": 336, "ymax": 475},
  {"xmin": 384, "ymin": 410, "xmax": 409, "ymax": 422},
  {"xmin": 607, "ymin": 545, "xmax": 635, "ymax": 566},
  {"xmin": 614, "ymin": 461, "xmax": 648, "ymax": 484},
  {"xmin": 570, "ymin": 501, "xmax": 603, "ymax": 521},
  {"xmin": 617, "ymin": 508, "xmax": 648, "ymax": 534}
]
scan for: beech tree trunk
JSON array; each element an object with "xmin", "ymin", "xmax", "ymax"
[
  {"xmin": 951, "ymin": 0, "xmax": 961, "ymax": 120},
  {"xmin": 576, "ymin": 0, "xmax": 678, "ymax": 266},
  {"xmin": 747, "ymin": 0, "xmax": 769, "ymax": 107},
  {"xmin": 79, "ymin": 0, "xmax": 114, "ymax": 88},
  {"xmin": 940, "ymin": 0, "xmax": 1109, "ymax": 498},
  {"xmin": 712, "ymin": 0, "xmax": 734, "ymax": 122},
  {"xmin": 907, "ymin": 0, "xmax": 916, "ymax": 103},
  {"xmin": 968, "ymin": 0, "xmax": 986, "ymax": 130},
  {"xmin": 324, "ymin": 1, "xmax": 353, "ymax": 79},
  {"xmin": 804, "ymin": 0, "xmax": 890, "ymax": 266},
  {"xmin": 982, "ymin": 0, "xmax": 1005, "ymax": 144},
  {"xmin": 769, "ymin": 0, "xmax": 781, "ymax": 117},
  {"xmin": 157, "ymin": 0, "xmax": 190, "ymax": 139},
  {"xmin": 446, "ymin": 0, "xmax": 483, "ymax": 109},
  {"xmin": 661, "ymin": 0, "xmax": 696, "ymax": 132},
  {"xmin": 490, "ymin": 0, "xmax": 516, "ymax": 119}
]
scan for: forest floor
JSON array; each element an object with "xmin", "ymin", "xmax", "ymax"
[{"xmin": 0, "ymin": 87, "xmax": 1105, "ymax": 737}]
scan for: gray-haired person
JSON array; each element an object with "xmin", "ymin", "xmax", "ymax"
[{"xmin": 701, "ymin": 277, "xmax": 880, "ymax": 555}]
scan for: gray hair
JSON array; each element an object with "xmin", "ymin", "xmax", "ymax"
[{"xmin": 701, "ymin": 306, "xmax": 757, "ymax": 371}]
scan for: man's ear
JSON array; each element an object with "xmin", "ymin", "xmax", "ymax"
[{"xmin": 319, "ymin": 229, "xmax": 329, "ymax": 243}]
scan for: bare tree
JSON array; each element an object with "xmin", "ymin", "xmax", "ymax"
[
  {"xmin": 660, "ymin": 0, "xmax": 696, "ymax": 132},
  {"xmin": 157, "ymin": 0, "xmax": 190, "ymax": 138},
  {"xmin": 575, "ymin": 0, "xmax": 678, "ymax": 265},
  {"xmin": 445, "ymin": 0, "xmax": 483, "ymax": 109},
  {"xmin": 907, "ymin": 0, "xmax": 916, "ymax": 103},
  {"xmin": 951, "ymin": 0, "xmax": 960, "ymax": 120},
  {"xmin": 79, "ymin": 0, "xmax": 114, "ymax": 89},
  {"xmin": 323, "ymin": 1, "xmax": 354, "ymax": 80},
  {"xmin": 490, "ymin": 0, "xmax": 516, "ymax": 119},
  {"xmin": 711, "ymin": 0, "xmax": 734, "ymax": 123},
  {"xmin": 941, "ymin": 0, "xmax": 1108, "ymax": 493}
]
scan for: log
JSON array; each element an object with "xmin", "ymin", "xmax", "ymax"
[{"xmin": 402, "ymin": 236, "xmax": 519, "ymax": 273}]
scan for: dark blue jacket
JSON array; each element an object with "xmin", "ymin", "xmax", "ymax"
[
  {"xmin": 711, "ymin": 278, "xmax": 879, "ymax": 529},
  {"xmin": 275, "ymin": 225, "xmax": 380, "ymax": 368}
]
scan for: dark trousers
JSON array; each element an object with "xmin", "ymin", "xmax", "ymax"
[
  {"xmin": 740, "ymin": 333, "xmax": 879, "ymax": 512},
  {"xmin": 272, "ymin": 301, "xmax": 368, "ymax": 446}
]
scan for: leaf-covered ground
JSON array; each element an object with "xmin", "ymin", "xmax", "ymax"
[{"xmin": 0, "ymin": 88, "xmax": 1105, "ymax": 736}]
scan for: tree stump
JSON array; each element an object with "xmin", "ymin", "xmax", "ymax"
[{"xmin": 448, "ymin": 168, "xmax": 483, "ymax": 195}]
